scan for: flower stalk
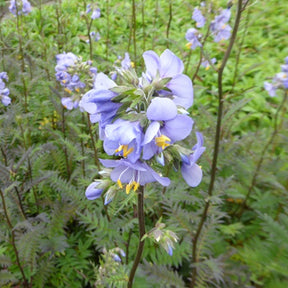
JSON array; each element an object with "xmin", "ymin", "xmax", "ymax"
[
  {"xmin": 127, "ymin": 185, "xmax": 146, "ymax": 288},
  {"xmin": 189, "ymin": 1, "xmax": 243, "ymax": 286}
]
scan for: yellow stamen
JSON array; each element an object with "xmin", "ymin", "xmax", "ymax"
[
  {"xmin": 185, "ymin": 42, "xmax": 192, "ymax": 49},
  {"xmin": 64, "ymin": 88, "xmax": 72, "ymax": 94},
  {"xmin": 221, "ymin": 24, "xmax": 226, "ymax": 29},
  {"xmin": 130, "ymin": 62, "xmax": 135, "ymax": 68},
  {"xmin": 75, "ymin": 88, "xmax": 80, "ymax": 93},
  {"xmin": 62, "ymin": 80, "xmax": 67, "ymax": 84},
  {"xmin": 205, "ymin": 66, "xmax": 210, "ymax": 71},
  {"xmin": 133, "ymin": 181, "xmax": 140, "ymax": 192},
  {"xmin": 117, "ymin": 179, "xmax": 123, "ymax": 189},
  {"xmin": 115, "ymin": 144, "xmax": 134, "ymax": 157},
  {"xmin": 126, "ymin": 184, "xmax": 132, "ymax": 194},
  {"xmin": 155, "ymin": 135, "xmax": 171, "ymax": 150}
]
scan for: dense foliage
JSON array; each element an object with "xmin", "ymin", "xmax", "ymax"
[{"xmin": 0, "ymin": 0, "xmax": 287, "ymax": 287}]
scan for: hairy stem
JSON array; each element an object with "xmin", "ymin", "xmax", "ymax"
[
  {"xmin": 128, "ymin": 186, "xmax": 145, "ymax": 288},
  {"xmin": 189, "ymin": 1, "xmax": 243, "ymax": 287}
]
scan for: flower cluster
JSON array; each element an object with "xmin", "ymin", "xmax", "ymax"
[
  {"xmin": 210, "ymin": 8, "xmax": 232, "ymax": 42},
  {"xmin": 9, "ymin": 0, "xmax": 32, "ymax": 16},
  {"xmin": 86, "ymin": 4, "xmax": 101, "ymax": 20},
  {"xmin": 264, "ymin": 57, "xmax": 288, "ymax": 97},
  {"xmin": 83, "ymin": 49, "xmax": 205, "ymax": 205},
  {"xmin": 185, "ymin": 5, "xmax": 232, "ymax": 50},
  {"xmin": 0, "ymin": 72, "xmax": 11, "ymax": 106},
  {"xmin": 55, "ymin": 52, "xmax": 97, "ymax": 110}
]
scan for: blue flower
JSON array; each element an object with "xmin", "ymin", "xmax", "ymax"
[
  {"xmin": 264, "ymin": 82, "xmax": 277, "ymax": 97},
  {"xmin": 185, "ymin": 28, "xmax": 202, "ymax": 50},
  {"xmin": 91, "ymin": 8, "xmax": 101, "ymax": 19},
  {"xmin": 9, "ymin": 0, "xmax": 32, "ymax": 16},
  {"xmin": 100, "ymin": 158, "xmax": 170, "ymax": 194},
  {"xmin": 192, "ymin": 8, "xmax": 206, "ymax": 28},
  {"xmin": 55, "ymin": 52, "xmax": 78, "ymax": 72},
  {"xmin": 142, "ymin": 49, "xmax": 194, "ymax": 109},
  {"xmin": 201, "ymin": 58, "xmax": 216, "ymax": 70},
  {"xmin": 89, "ymin": 31, "xmax": 101, "ymax": 42},
  {"xmin": 210, "ymin": 8, "xmax": 232, "ymax": 42},
  {"xmin": 142, "ymin": 97, "xmax": 193, "ymax": 160},
  {"xmin": 181, "ymin": 132, "xmax": 205, "ymax": 187},
  {"xmin": 85, "ymin": 181, "xmax": 104, "ymax": 200},
  {"xmin": 121, "ymin": 53, "xmax": 134, "ymax": 70},
  {"xmin": 86, "ymin": 4, "xmax": 101, "ymax": 19},
  {"xmin": 0, "ymin": 72, "xmax": 11, "ymax": 106},
  {"xmin": 80, "ymin": 73, "xmax": 121, "ymax": 132},
  {"xmin": 104, "ymin": 119, "xmax": 143, "ymax": 163}
]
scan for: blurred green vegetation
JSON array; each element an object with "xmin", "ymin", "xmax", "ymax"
[{"xmin": 0, "ymin": 0, "xmax": 287, "ymax": 287}]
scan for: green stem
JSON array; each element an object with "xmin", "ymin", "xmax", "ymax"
[
  {"xmin": 131, "ymin": 0, "xmax": 137, "ymax": 64},
  {"xmin": 127, "ymin": 186, "xmax": 145, "ymax": 288},
  {"xmin": 166, "ymin": 0, "xmax": 172, "ymax": 49}
]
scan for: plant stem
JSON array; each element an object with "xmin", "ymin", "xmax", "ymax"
[
  {"xmin": 236, "ymin": 91, "xmax": 288, "ymax": 217},
  {"xmin": 86, "ymin": 113, "xmax": 100, "ymax": 170},
  {"xmin": 106, "ymin": 0, "xmax": 110, "ymax": 60},
  {"xmin": 0, "ymin": 189, "xmax": 29, "ymax": 287},
  {"xmin": 189, "ymin": 1, "xmax": 243, "ymax": 287},
  {"xmin": 166, "ymin": 0, "xmax": 172, "ymax": 48},
  {"xmin": 131, "ymin": 0, "xmax": 137, "ymax": 64},
  {"xmin": 128, "ymin": 186, "xmax": 145, "ymax": 288}
]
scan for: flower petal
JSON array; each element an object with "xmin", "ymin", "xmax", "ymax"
[
  {"xmin": 161, "ymin": 115, "xmax": 194, "ymax": 142},
  {"xmin": 143, "ymin": 50, "xmax": 160, "ymax": 79},
  {"xmin": 181, "ymin": 164, "xmax": 203, "ymax": 187},
  {"xmin": 166, "ymin": 74, "xmax": 193, "ymax": 109},
  {"xmin": 147, "ymin": 97, "xmax": 177, "ymax": 121},
  {"xmin": 85, "ymin": 181, "xmax": 103, "ymax": 200},
  {"xmin": 159, "ymin": 49, "xmax": 184, "ymax": 77},
  {"xmin": 143, "ymin": 121, "xmax": 160, "ymax": 145}
]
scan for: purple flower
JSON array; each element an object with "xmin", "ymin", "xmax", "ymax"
[
  {"xmin": 112, "ymin": 254, "xmax": 122, "ymax": 262},
  {"xmin": 0, "ymin": 72, "xmax": 8, "ymax": 82},
  {"xmin": 192, "ymin": 8, "xmax": 206, "ymax": 28},
  {"xmin": 181, "ymin": 132, "xmax": 205, "ymax": 187},
  {"xmin": 61, "ymin": 97, "xmax": 79, "ymax": 110},
  {"xmin": 213, "ymin": 24, "xmax": 232, "ymax": 42},
  {"xmin": 91, "ymin": 8, "xmax": 101, "ymax": 19},
  {"xmin": 210, "ymin": 9, "xmax": 232, "ymax": 42},
  {"xmin": 100, "ymin": 158, "xmax": 170, "ymax": 194},
  {"xmin": 89, "ymin": 31, "xmax": 101, "ymax": 42},
  {"xmin": 142, "ymin": 97, "xmax": 193, "ymax": 160},
  {"xmin": 121, "ymin": 52, "xmax": 133, "ymax": 70},
  {"xmin": 9, "ymin": 0, "xmax": 32, "ymax": 16},
  {"xmin": 0, "ymin": 72, "xmax": 11, "ymax": 106},
  {"xmin": 264, "ymin": 82, "xmax": 277, "ymax": 97},
  {"xmin": 85, "ymin": 181, "xmax": 104, "ymax": 200},
  {"xmin": 103, "ymin": 119, "xmax": 143, "ymax": 163},
  {"xmin": 185, "ymin": 28, "xmax": 202, "ymax": 50},
  {"xmin": 143, "ymin": 49, "xmax": 194, "ymax": 109},
  {"xmin": 80, "ymin": 73, "xmax": 121, "ymax": 130},
  {"xmin": 201, "ymin": 58, "xmax": 216, "ymax": 70},
  {"xmin": 55, "ymin": 52, "xmax": 78, "ymax": 72}
]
